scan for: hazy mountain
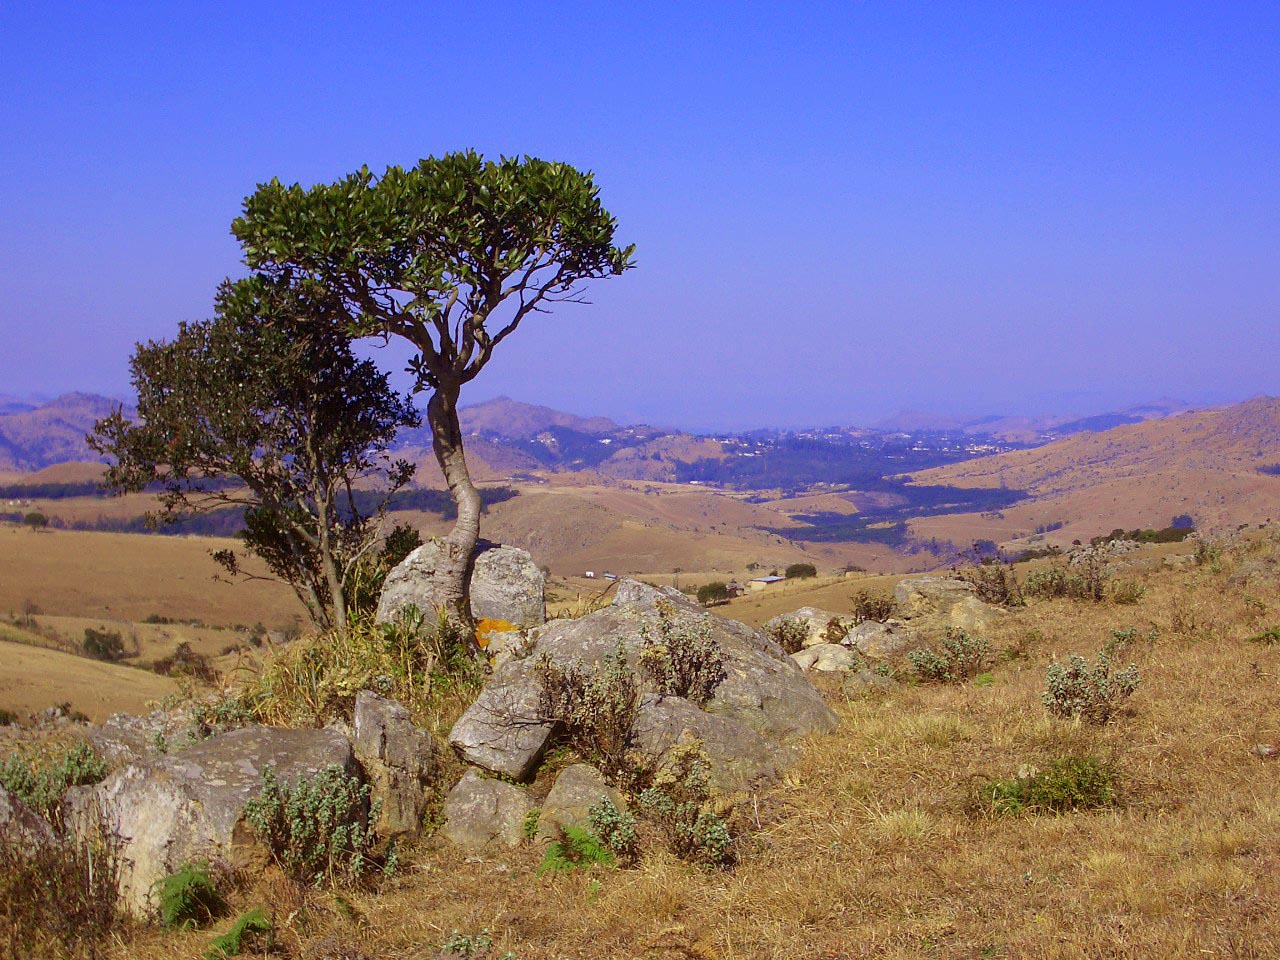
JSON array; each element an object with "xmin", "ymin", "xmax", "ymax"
[
  {"xmin": 0, "ymin": 393, "xmax": 126, "ymax": 471},
  {"xmin": 458, "ymin": 396, "xmax": 620, "ymax": 440}
]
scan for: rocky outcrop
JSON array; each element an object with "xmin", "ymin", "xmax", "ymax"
[
  {"xmin": 843, "ymin": 620, "xmax": 915, "ymax": 660},
  {"xmin": 764, "ymin": 607, "xmax": 851, "ymax": 649},
  {"xmin": 81, "ymin": 726, "xmax": 357, "ymax": 915},
  {"xmin": 629, "ymin": 694, "xmax": 780, "ymax": 794},
  {"xmin": 791, "ymin": 643, "xmax": 861, "ymax": 673},
  {"xmin": 376, "ymin": 540, "xmax": 546, "ymax": 628},
  {"xmin": 448, "ymin": 579, "xmax": 836, "ymax": 781},
  {"xmin": 0, "ymin": 784, "xmax": 56, "ymax": 855},
  {"xmin": 352, "ymin": 692, "xmax": 436, "ymax": 839},
  {"xmin": 894, "ymin": 576, "xmax": 1003, "ymax": 633},
  {"xmin": 440, "ymin": 769, "xmax": 534, "ymax": 850},
  {"xmin": 535, "ymin": 764, "xmax": 627, "ymax": 841}
]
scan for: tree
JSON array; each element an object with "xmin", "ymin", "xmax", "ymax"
[
  {"xmin": 784, "ymin": 563, "xmax": 817, "ymax": 580},
  {"xmin": 89, "ymin": 277, "xmax": 420, "ymax": 631},
  {"xmin": 696, "ymin": 582, "xmax": 730, "ymax": 607},
  {"xmin": 231, "ymin": 152, "xmax": 634, "ymax": 631},
  {"xmin": 23, "ymin": 512, "xmax": 48, "ymax": 531}
]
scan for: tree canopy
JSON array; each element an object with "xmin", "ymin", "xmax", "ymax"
[
  {"xmin": 90, "ymin": 276, "xmax": 420, "ymax": 629},
  {"xmin": 229, "ymin": 152, "xmax": 634, "ymax": 630}
]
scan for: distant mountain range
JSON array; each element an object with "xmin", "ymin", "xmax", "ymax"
[
  {"xmin": 0, "ymin": 393, "xmax": 127, "ymax": 471},
  {"xmin": 874, "ymin": 398, "xmax": 1197, "ymax": 442}
]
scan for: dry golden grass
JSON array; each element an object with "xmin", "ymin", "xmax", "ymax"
[
  {"xmin": 0, "ymin": 526, "xmax": 302, "ymax": 628},
  {"xmin": 0, "ymin": 639, "xmax": 176, "ymax": 721},
  {"xmin": 108, "ymin": 535, "xmax": 1280, "ymax": 959}
]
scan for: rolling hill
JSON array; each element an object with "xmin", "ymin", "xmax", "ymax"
[
  {"xmin": 908, "ymin": 396, "xmax": 1280, "ymax": 546},
  {"xmin": 0, "ymin": 392, "xmax": 125, "ymax": 470}
]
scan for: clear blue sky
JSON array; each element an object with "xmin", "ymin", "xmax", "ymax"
[{"xmin": 1, "ymin": 2, "xmax": 1276, "ymax": 429}]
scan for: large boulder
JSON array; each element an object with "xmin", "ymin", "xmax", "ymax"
[
  {"xmin": 629, "ymin": 694, "xmax": 779, "ymax": 794},
  {"xmin": 440, "ymin": 769, "xmax": 534, "ymax": 850},
  {"xmin": 448, "ymin": 579, "xmax": 836, "ymax": 780},
  {"xmin": 790, "ymin": 643, "xmax": 861, "ymax": 673},
  {"xmin": 843, "ymin": 620, "xmax": 916, "ymax": 660},
  {"xmin": 352, "ymin": 692, "xmax": 436, "ymax": 839},
  {"xmin": 894, "ymin": 576, "xmax": 1002, "ymax": 633},
  {"xmin": 763, "ymin": 607, "xmax": 852, "ymax": 649},
  {"xmin": 0, "ymin": 784, "xmax": 56, "ymax": 855},
  {"xmin": 534, "ymin": 764, "xmax": 627, "ymax": 841},
  {"xmin": 82, "ymin": 726, "xmax": 357, "ymax": 915},
  {"xmin": 376, "ymin": 539, "xmax": 546, "ymax": 628}
]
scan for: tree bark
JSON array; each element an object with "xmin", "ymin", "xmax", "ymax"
[{"xmin": 427, "ymin": 382, "xmax": 481, "ymax": 641}]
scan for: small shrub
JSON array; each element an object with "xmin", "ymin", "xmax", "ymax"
[
  {"xmin": 206, "ymin": 907, "xmax": 273, "ymax": 959},
  {"xmin": 0, "ymin": 740, "xmax": 109, "ymax": 828},
  {"xmin": 1246, "ymin": 627, "xmax": 1280, "ymax": 645},
  {"xmin": 638, "ymin": 736, "xmax": 734, "ymax": 868},
  {"xmin": 1109, "ymin": 579, "xmax": 1145, "ymax": 605},
  {"xmin": 0, "ymin": 708, "xmax": 17, "ymax": 726},
  {"xmin": 153, "ymin": 641, "xmax": 218, "ymax": 682},
  {"xmin": 82, "ymin": 626, "xmax": 126, "ymax": 662},
  {"xmin": 154, "ymin": 863, "xmax": 224, "ymax": 928},
  {"xmin": 0, "ymin": 830, "xmax": 124, "ymax": 958},
  {"xmin": 439, "ymin": 929, "xmax": 504, "ymax": 958},
  {"xmin": 785, "ymin": 563, "xmax": 817, "ymax": 580},
  {"xmin": 957, "ymin": 561, "xmax": 1024, "ymax": 607},
  {"xmin": 765, "ymin": 618, "xmax": 808, "ymax": 654},
  {"xmin": 849, "ymin": 589, "xmax": 896, "ymax": 624},
  {"xmin": 1024, "ymin": 554, "xmax": 1109, "ymax": 602},
  {"xmin": 908, "ymin": 629, "xmax": 989, "ymax": 684},
  {"xmin": 537, "ymin": 825, "xmax": 616, "ymax": 876},
  {"xmin": 536, "ymin": 645, "xmax": 639, "ymax": 782},
  {"xmin": 588, "ymin": 797, "xmax": 639, "ymax": 863},
  {"xmin": 979, "ymin": 756, "xmax": 1116, "ymax": 815},
  {"xmin": 243, "ymin": 765, "xmax": 381, "ymax": 887},
  {"xmin": 637, "ymin": 601, "xmax": 726, "ymax": 706},
  {"xmin": 521, "ymin": 808, "xmax": 540, "ymax": 841},
  {"xmin": 1042, "ymin": 652, "xmax": 1140, "ymax": 723}
]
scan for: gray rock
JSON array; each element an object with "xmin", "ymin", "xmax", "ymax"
[
  {"xmin": 448, "ymin": 583, "xmax": 836, "ymax": 780},
  {"xmin": 0, "ymin": 784, "xmax": 56, "ymax": 855},
  {"xmin": 83, "ymin": 725, "xmax": 357, "ymax": 915},
  {"xmin": 448, "ymin": 657, "xmax": 556, "ymax": 781},
  {"xmin": 535, "ymin": 764, "xmax": 627, "ymax": 841},
  {"xmin": 376, "ymin": 539, "xmax": 546, "ymax": 628},
  {"xmin": 440, "ymin": 769, "xmax": 534, "ymax": 850},
  {"xmin": 846, "ymin": 620, "xmax": 917, "ymax": 660},
  {"xmin": 764, "ymin": 607, "xmax": 852, "ymax": 649},
  {"xmin": 790, "ymin": 643, "xmax": 860, "ymax": 673},
  {"xmin": 353, "ymin": 691, "xmax": 436, "ymax": 838},
  {"xmin": 87, "ymin": 708, "xmax": 202, "ymax": 766},
  {"xmin": 610, "ymin": 579, "xmax": 699, "ymax": 611},
  {"xmin": 630, "ymin": 694, "xmax": 779, "ymax": 794},
  {"xmin": 894, "ymin": 577, "xmax": 1002, "ymax": 633}
]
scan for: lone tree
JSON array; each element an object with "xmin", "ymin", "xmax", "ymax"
[
  {"xmin": 232, "ymin": 152, "xmax": 634, "ymax": 629},
  {"xmin": 89, "ymin": 277, "xmax": 420, "ymax": 631}
]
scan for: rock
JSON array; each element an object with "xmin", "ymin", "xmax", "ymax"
[
  {"xmin": 440, "ymin": 769, "xmax": 534, "ymax": 850},
  {"xmin": 376, "ymin": 539, "xmax": 546, "ymax": 628},
  {"xmin": 610, "ymin": 578, "xmax": 700, "ymax": 611},
  {"xmin": 87, "ymin": 708, "xmax": 202, "ymax": 766},
  {"xmin": 448, "ymin": 581, "xmax": 835, "ymax": 780},
  {"xmin": 629, "ymin": 694, "xmax": 779, "ymax": 794},
  {"xmin": 449, "ymin": 657, "xmax": 555, "ymax": 781},
  {"xmin": 842, "ymin": 669, "xmax": 898, "ymax": 697},
  {"xmin": 894, "ymin": 577, "xmax": 1002, "ymax": 632},
  {"xmin": 1254, "ymin": 742, "xmax": 1279, "ymax": 759},
  {"xmin": 764, "ymin": 607, "xmax": 852, "ymax": 649},
  {"xmin": 83, "ymin": 725, "xmax": 357, "ymax": 915},
  {"xmin": 535, "ymin": 764, "xmax": 627, "ymax": 841},
  {"xmin": 353, "ymin": 692, "xmax": 436, "ymax": 838},
  {"xmin": 0, "ymin": 784, "xmax": 56, "ymax": 855},
  {"xmin": 790, "ymin": 643, "xmax": 861, "ymax": 673},
  {"xmin": 845, "ymin": 620, "xmax": 917, "ymax": 660}
]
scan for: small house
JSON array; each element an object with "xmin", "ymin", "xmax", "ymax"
[{"xmin": 748, "ymin": 575, "xmax": 785, "ymax": 592}]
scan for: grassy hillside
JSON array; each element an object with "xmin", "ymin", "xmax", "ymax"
[{"xmin": 113, "ymin": 531, "xmax": 1280, "ymax": 958}]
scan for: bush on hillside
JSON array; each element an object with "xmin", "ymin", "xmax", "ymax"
[
  {"xmin": 908, "ymin": 629, "xmax": 989, "ymax": 683},
  {"xmin": 849, "ymin": 589, "xmax": 897, "ymax": 624},
  {"xmin": 638, "ymin": 601, "xmax": 726, "ymax": 706},
  {"xmin": 83, "ymin": 627, "xmax": 127, "ymax": 662},
  {"xmin": 638, "ymin": 736, "xmax": 734, "ymax": 868},
  {"xmin": 979, "ymin": 756, "xmax": 1116, "ymax": 815},
  {"xmin": 765, "ymin": 619, "xmax": 809, "ymax": 654},
  {"xmin": 0, "ymin": 741, "xmax": 109, "ymax": 829},
  {"xmin": 784, "ymin": 563, "xmax": 817, "ymax": 580},
  {"xmin": 1042, "ymin": 652, "xmax": 1139, "ymax": 723},
  {"xmin": 536, "ymin": 645, "xmax": 639, "ymax": 783},
  {"xmin": 695, "ymin": 581, "xmax": 730, "ymax": 606},
  {"xmin": 243, "ymin": 765, "xmax": 382, "ymax": 888}
]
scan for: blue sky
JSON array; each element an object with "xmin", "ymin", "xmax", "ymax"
[{"xmin": 1, "ymin": 2, "xmax": 1276, "ymax": 429}]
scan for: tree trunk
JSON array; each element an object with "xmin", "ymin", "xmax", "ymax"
[{"xmin": 427, "ymin": 382, "xmax": 481, "ymax": 641}]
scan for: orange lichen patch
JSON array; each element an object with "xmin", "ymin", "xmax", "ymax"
[{"xmin": 475, "ymin": 617, "xmax": 518, "ymax": 649}]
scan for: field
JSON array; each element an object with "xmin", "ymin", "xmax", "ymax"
[
  {"xmin": 0, "ymin": 638, "xmax": 176, "ymax": 721},
  {"xmin": 110, "ymin": 531, "xmax": 1280, "ymax": 959}
]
